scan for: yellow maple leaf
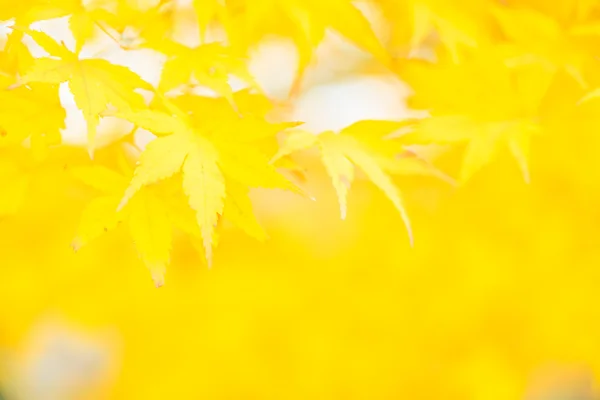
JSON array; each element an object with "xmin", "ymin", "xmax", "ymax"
[
  {"xmin": 0, "ymin": 30, "xmax": 63, "ymax": 159},
  {"xmin": 68, "ymin": 6, "xmax": 103, "ymax": 53},
  {"xmin": 17, "ymin": 28, "xmax": 150, "ymax": 156},
  {"xmin": 407, "ymin": 116, "xmax": 541, "ymax": 184},
  {"xmin": 0, "ymin": 30, "xmax": 35, "ymax": 86},
  {"xmin": 0, "ymin": 83, "xmax": 64, "ymax": 155},
  {"xmin": 0, "ymin": 0, "xmax": 108, "ymax": 54},
  {"xmin": 196, "ymin": 0, "xmax": 388, "ymax": 97},
  {"xmin": 0, "ymin": 145, "xmax": 61, "ymax": 218},
  {"xmin": 152, "ymin": 40, "xmax": 259, "ymax": 106},
  {"xmin": 222, "ymin": 179, "xmax": 268, "ymax": 242},
  {"xmin": 111, "ymin": 96, "xmax": 300, "ymax": 264},
  {"xmin": 491, "ymin": 4, "xmax": 600, "ymax": 88},
  {"xmin": 95, "ymin": 0, "xmax": 175, "ymax": 48},
  {"xmin": 126, "ymin": 189, "xmax": 172, "ymax": 287},
  {"xmin": 70, "ymin": 142, "xmax": 207, "ymax": 287},
  {"xmin": 272, "ymin": 120, "xmax": 453, "ymax": 245},
  {"xmin": 376, "ymin": 0, "xmax": 492, "ymax": 62},
  {"xmin": 399, "ymin": 48, "xmax": 555, "ymax": 184},
  {"xmin": 0, "ymin": 0, "xmax": 77, "ymax": 24}
]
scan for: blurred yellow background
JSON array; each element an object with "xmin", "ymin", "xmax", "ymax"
[
  {"xmin": 2, "ymin": 89, "xmax": 600, "ymax": 399},
  {"xmin": 3, "ymin": 0, "xmax": 600, "ymax": 399}
]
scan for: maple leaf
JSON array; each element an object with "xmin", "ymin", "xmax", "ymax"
[
  {"xmin": 0, "ymin": 0, "xmax": 108, "ymax": 53},
  {"xmin": 222, "ymin": 178, "xmax": 268, "ymax": 242},
  {"xmin": 67, "ymin": 4, "xmax": 107, "ymax": 54},
  {"xmin": 165, "ymin": 89, "xmax": 290, "ymax": 132},
  {"xmin": 70, "ymin": 142, "xmax": 208, "ymax": 287},
  {"xmin": 151, "ymin": 40, "xmax": 260, "ymax": 106},
  {"xmin": 0, "ymin": 144, "xmax": 67, "ymax": 218},
  {"xmin": 405, "ymin": 116, "xmax": 541, "ymax": 184},
  {"xmin": 398, "ymin": 49, "xmax": 555, "ymax": 184},
  {"xmin": 195, "ymin": 0, "xmax": 388, "ymax": 97},
  {"xmin": 110, "ymin": 96, "xmax": 300, "ymax": 264},
  {"xmin": 272, "ymin": 120, "xmax": 453, "ymax": 245},
  {"xmin": 71, "ymin": 162, "xmax": 168, "ymax": 287},
  {"xmin": 16, "ymin": 28, "xmax": 151, "ymax": 156},
  {"xmin": 375, "ymin": 0, "xmax": 492, "ymax": 62},
  {"xmin": 70, "ymin": 169, "xmax": 125, "ymax": 245},
  {"xmin": 491, "ymin": 4, "xmax": 600, "ymax": 88},
  {"xmin": 0, "ymin": 83, "xmax": 64, "ymax": 160},
  {"xmin": 0, "ymin": 0, "xmax": 77, "ymax": 24},
  {"xmin": 0, "ymin": 29, "xmax": 35, "ymax": 86},
  {"xmin": 94, "ymin": 0, "xmax": 175, "ymax": 49},
  {"xmin": 0, "ymin": 30, "xmax": 64, "ymax": 159},
  {"xmin": 77, "ymin": 0, "xmax": 174, "ymax": 50}
]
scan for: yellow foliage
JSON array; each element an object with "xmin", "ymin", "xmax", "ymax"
[{"xmin": 1, "ymin": 0, "xmax": 600, "ymax": 399}]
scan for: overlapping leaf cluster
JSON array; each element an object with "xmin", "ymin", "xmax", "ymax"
[{"xmin": 1, "ymin": 0, "xmax": 600, "ymax": 286}]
